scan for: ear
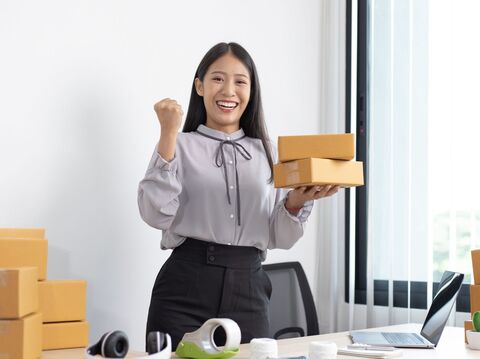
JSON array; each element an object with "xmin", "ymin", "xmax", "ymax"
[{"xmin": 195, "ymin": 78, "xmax": 204, "ymax": 97}]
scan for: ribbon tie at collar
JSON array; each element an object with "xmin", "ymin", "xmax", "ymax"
[{"xmin": 196, "ymin": 130, "xmax": 252, "ymax": 225}]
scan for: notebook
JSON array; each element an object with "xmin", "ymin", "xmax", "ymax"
[{"xmin": 350, "ymin": 271, "xmax": 464, "ymax": 348}]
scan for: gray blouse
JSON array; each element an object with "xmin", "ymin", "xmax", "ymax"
[{"xmin": 137, "ymin": 125, "xmax": 313, "ymax": 252}]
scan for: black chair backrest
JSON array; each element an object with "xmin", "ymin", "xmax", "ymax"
[{"xmin": 263, "ymin": 261, "xmax": 319, "ymax": 339}]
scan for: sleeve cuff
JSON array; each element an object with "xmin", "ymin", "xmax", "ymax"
[
  {"xmin": 297, "ymin": 200, "xmax": 314, "ymax": 222},
  {"xmin": 281, "ymin": 198, "xmax": 314, "ymax": 223},
  {"xmin": 154, "ymin": 152, "xmax": 178, "ymax": 172}
]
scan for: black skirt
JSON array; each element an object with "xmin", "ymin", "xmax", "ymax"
[{"xmin": 146, "ymin": 238, "xmax": 272, "ymax": 349}]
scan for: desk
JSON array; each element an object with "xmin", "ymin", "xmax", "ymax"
[
  {"xmin": 40, "ymin": 324, "xmax": 477, "ymax": 358},
  {"xmin": 41, "ymin": 348, "xmax": 145, "ymax": 358}
]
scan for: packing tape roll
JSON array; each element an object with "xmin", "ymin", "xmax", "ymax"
[
  {"xmin": 250, "ymin": 338, "xmax": 278, "ymax": 359},
  {"xmin": 176, "ymin": 318, "xmax": 241, "ymax": 358}
]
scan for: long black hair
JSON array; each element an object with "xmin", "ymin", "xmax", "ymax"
[{"xmin": 183, "ymin": 42, "xmax": 274, "ymax": 182}]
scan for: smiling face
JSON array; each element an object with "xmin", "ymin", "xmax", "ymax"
[{"xmin": 195, "ymin": 52, "xmax": 251, "ymax": 134}]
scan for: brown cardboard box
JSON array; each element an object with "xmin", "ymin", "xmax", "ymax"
[
  {"xmin": 0, "ymin": 228, "xmax": 45, "ymax": 239},
  {"xmin": 471, "ymin": 285, "xmax": 480, "ymax": 314},
  {"xmin": 39, "ymin": 280, "xmax": 86, "ymax": 323},
  {"xmin": 42, "ymin": 321, "xmax": 89, "ymax": 350},
  {"xmin": 273, "ymin": 158, "xmax": 364, "ymax": 188},
  {"xmin": 0, "ymin": 312, "xmax": 42, "ymax": 359},
  {"xmin": 0, "ymin": 239, "xmax": 48, "ymax": 280},
  {"xmin": 465, "ymin": 320, "xmax": 473, "ymax": 343},
  {"xmin": 278, "ymin": 134, "xmax": 355, "ymax": 162},
  {"xmin": 0, "ymin": 267, "xmax": 38, "ymax": 319},
  {"xmin": 472, "ymin": 250, "xmax": 480, "ymax": 285}
]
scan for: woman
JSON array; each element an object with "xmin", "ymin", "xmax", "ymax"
[{"xmin": 138, "ymin": 42, "xmax": 339, "ymax": 348}]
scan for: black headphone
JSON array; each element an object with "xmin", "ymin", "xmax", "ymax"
[{"xmin": 85, "ymin": 331, "xmax": 171, "ymax": 358}]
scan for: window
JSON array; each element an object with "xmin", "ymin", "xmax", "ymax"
[{"xmin": 345, "ymin": 0, "xmax": 479, "ymax": 314}]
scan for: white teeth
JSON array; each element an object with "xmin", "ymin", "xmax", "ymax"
[{"xmin": 217, "ymin": 101, "xmax": 237, "ymax": 109}]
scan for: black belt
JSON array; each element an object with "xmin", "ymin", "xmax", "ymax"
[{"xmin": 172, "ymin": 238, "xmax": 262, "ymax": 269}]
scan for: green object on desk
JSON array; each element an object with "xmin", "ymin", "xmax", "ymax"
[
  {"xmin": 175, "ymin": 341, "xmax": 239, "ymax": 359},
  {"xmin": 175, "ymin": 318, "xmax": 241, "ymax": 359},
  {"xmin": 473, "ymin": 311, "xmax": 480, "ymax": 331}
]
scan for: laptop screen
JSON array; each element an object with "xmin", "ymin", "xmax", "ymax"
[{"xmin": 420, "ymin": 271, "xmax": 464, "ymax": 346}]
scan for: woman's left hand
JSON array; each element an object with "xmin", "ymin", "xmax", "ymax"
[{"xmin": 285, "ymin": 185, "xmax": 340, "ymax": 211}]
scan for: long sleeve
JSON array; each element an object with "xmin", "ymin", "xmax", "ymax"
[
  {"xmin": 137, "ymin": 149, "xmax": 182, "ymax": 230},
  {"xmin": 267, "ymin": 188, "xmax": 314, "ymax": 250},
  {"xmin": 138, "ymin": 127, "xmax": 314, "ymax": 252}
]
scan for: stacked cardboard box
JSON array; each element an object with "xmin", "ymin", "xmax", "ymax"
[
  {"xmin": 273, "ymin": 134, "xmax": 364, "ymax": 188},
  {"xmin": 0, "ymin": 228, "xmax": 89, "ymax": 357},
  {"xmin": 466, "ymin": 249, "xmax": 480, "ymax": 343},
  {"xmin": 0, "ymin": 267, "xmax": 42, "ymax": 359},
  {"xmin": 40, "ymin": 279, "xmax": 88, "ymax": 350}
]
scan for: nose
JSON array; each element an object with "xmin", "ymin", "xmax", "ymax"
[{"xmin": 222, "ymin": 79, "xmax": 235, "ymax": 97}]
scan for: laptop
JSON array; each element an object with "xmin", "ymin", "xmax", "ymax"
[{"xmin": 350, "ymin": 271, "xmax": 464, "ymax": 348}]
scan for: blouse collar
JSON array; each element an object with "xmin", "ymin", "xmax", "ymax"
[{"xmin": 196, "ymin": 124, "xmax": 245, "ymax": 141}]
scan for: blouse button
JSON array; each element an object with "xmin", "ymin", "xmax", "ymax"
[
  {"xmin": 229, "ymin": 214, "xmax": 234, "ymax": 219},
  {"xmin": 228, "ymin": 160, "xmax": 233, "ymax": 165},
  {"xmin": 229, "ymin": 185, "xmax": 234, "ymax": 190}
]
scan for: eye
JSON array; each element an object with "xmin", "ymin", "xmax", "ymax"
[
  {"xmin": 236, "ymin": 80, "xmax": 248, "ymax": 85},
  {"xmin": 213, "ymin": 76, "xmax": 223, "ymax": 82}
]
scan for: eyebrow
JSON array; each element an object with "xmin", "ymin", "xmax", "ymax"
[{"xmin": 210, "ymin": 70, "xmax": 249, "ymax": 79}]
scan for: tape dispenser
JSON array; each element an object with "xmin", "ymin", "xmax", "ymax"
[{"xmin": 175, "ymin": 318, "xmax": 241, "ymax": 359}]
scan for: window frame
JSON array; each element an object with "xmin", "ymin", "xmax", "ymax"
[{"xmin": 344, "ymin": 0, "xmax": 470, "ymax": 313}]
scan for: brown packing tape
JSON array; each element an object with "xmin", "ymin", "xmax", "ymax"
[
  {"xmin": 0, "ymin": 268, "xmax": 39, "ymax": 319},
  {"xmin": 0, "ymin": 228, "xmax": 45, "ymax": 239},
  {"xmin": 42, "ymin": 321, "xmax": 89, "ymax": 350},
  {"xmin": 0, "ymin": 312, "xmax": 42, "ymax": 359},
  {"xmin": 0, "ymin": 239, "xmax": 48, "ymax": 280},
  {"xmin": 472, "ymin": 249, "xmax": 480, "ymax": 285},
  {"xmin": 39, "ymin": 280, "xmax": 87, "ymax": 322}
]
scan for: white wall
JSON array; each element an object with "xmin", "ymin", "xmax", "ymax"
[{"xmin": 0, "ymin": 0, "xmax": 326, "ymax": 350}]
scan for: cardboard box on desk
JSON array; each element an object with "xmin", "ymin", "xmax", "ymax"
[
  {"xmin": 278, "ymin": 134, "xmax": 355, "ymax": 162},
  {"xmin": 472, "ymin": 249, "xmax": 480, "ymax": 285},
  {"xmin": 471, "ymin": 285, "xmax": 480, "ymax": 314},
  {"xmin": 0, "ymin": 228, "xmax": 45, "ymax": 239},
  {"xmin": 43, "ymin": 321, "xmax": 89, "ymax": 350},
  {"xmin": 39, "ymin": 280, "xmax": 86, "ymax": 322},
  {"xmin": 0, "ymin": 312, "xmax": 42, "ymax": 359},
  {"xmin": 0, "ymin": 238, "xmax": 48, "ymax": 280},
  {"xmin": 273, "ymin": 158, "xmax": 364, "ymax": 188},
  {"xmin": 0, "ymin": 267, "xmax": 38, "ymax": 319}
]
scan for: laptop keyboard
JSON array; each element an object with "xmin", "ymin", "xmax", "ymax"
[{"xmin": 382, "ymin": 332, "xmax": 425, "ymax": 345}]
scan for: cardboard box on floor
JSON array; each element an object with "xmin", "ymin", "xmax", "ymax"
[
  {"xmin": 39, "ymin": 280, "xmax": 86, "ymax": 322},
  {"xmin": 273, "ymin": 158, "xmax": 364, "ymax": 188},
  {"xmin": 42, "ymin": 321, "xmax": 89, "ymax": 350},
  {"xmin": 0, "ymin": 238, "xmax": 48, "ymax": 280},
  {"xmin": 0, "ymin": 312, "xmax": 42, "ymax": 359},
  {"xmin": 278, "ymin": 134, "xmax": 355, "ymax": 162},
  {"xmin": 0, "ymin": 267, "xmax": 38, "ymax": 319}
]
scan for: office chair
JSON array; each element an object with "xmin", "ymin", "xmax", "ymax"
[{"xmin": 262, "ymin": 261, "xmax": 319, "ymax": 339}]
